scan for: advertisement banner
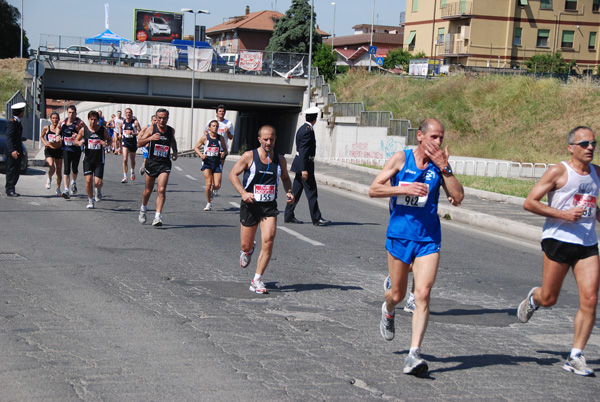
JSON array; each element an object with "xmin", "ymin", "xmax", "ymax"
[
  {"xmin": 239, "ymin": 51, "xmax": 263, "ymax": 71},
  {"xmin": 134, "ymin": 9, "xmax": 183, "ymax": 43}
]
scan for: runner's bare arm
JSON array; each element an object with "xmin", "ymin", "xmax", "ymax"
[
  {"xmin": 41, "ymin": 126, "xmax": 49, "ymax": 147},
  {"xmin": 194, "ymin": 136, "xmax": 206, "ymax": 159},
  {"xmin": 524, "ymin": 163, "xmax": 583, "ymax": 221},
  {"xmin": 136, "ymin": 126, "xmax": 154, "ymax": 147},
  {"xmin": 73, "ymin": 126, "xmax": 85, "ymax": 146},
  {"xmin": 170, "ymin": 131, "xmax": 178, "ymax": 161},
  {"xmin": 219, "ymin": 136, "xmax": 228, "ymax": 158},
  {"xmin": 369, "ymin": 151, "xmax": 428, "ymax": 198},
  {"xmin": 229, "ymin": 151, "xmax": 255, "ymax": 203}
]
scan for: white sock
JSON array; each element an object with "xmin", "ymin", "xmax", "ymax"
[
  {"xmin": 409, "ymin": 347, "xmax": 420, "ymax": 356},
  {"xmin": 88, "ymin": 198, "xmax": 93, "ymax": 203},
  {"xmin": 155, "ymin": 212, "xmax": 161, "ymax": 220},
  {"xmin": 140, "ymin": 205, "xmax": 147, "ymax": 212},
  {"xmin": 253, "ymin": 273, "xmax": 262, "ymax": 281},
  {"xmin": 570, "ymin": 348, "xmax": 583, "ymax": 358}
]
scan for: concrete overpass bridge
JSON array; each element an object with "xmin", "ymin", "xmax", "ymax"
[{"xmin": 40, "ymin": 61, "xmax": 309, "ymax": 153}]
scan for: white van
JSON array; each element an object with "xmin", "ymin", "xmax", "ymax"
[{"xmin": 220, "ymin": 53, "xmax": 239, "ymax": 67}]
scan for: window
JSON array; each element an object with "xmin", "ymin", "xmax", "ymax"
[
  {"xmin": 540, "ymin": 0, "xmax": 553, "ymax": 9},
  {"xmin": 514, "ymin": 28, "xmax": 522, "ymax": 46},
  {"xmin": 594, "ymin": 0, "xmax": 600, "ymax": 12},
  {"xmin": 438, "ymin": 27, "xmax": 445, "ymax": 44},
  {"xmin": 561, "ymin": 30, "xmax": 574, "ymax": 48},
  {"xmin": 518, "ymin": 0, "xmax": 528, "ymax": 6},
  {"xmin": 412, "ymin": 0, "xmax": 418, "ymax": 12},
  {"xmin": 537, "ymin": 29, "xmax": 550, "ymax": 47},
  {"xmin": 406, "ymin": 30, "xmax": 416, "ymax": 47},
  {"xmin": 565, "ymin": 0, "xmax": 577, "ymax": 11},
  {"xmin": 590, "ymin": 32, "xmax": 597, "ymax": 50},
  {"xmin": 440, "ymin": 0, "xmax": 447, "ymax": 7}
]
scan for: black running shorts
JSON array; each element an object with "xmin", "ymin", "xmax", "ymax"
[
  {"xmin": 541, "ymin": 238, "xmax": 599, "ymax": 265},
  {"xmin": 240, "ymin": 200, "xmax": 278, "ymax": 227}
]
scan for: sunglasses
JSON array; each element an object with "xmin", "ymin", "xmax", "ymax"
[{"xmin": 569, "ymin": 140, "xmax": 597, "ymax": 148}]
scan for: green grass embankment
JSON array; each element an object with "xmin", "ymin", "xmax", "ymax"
[
  {"xmin": 331, "ymin": 70, "xmax": 600, "ymax": 164},
  {"xmin": 0, "ymin": 58, "xmax": 26, "ymax": 116}
]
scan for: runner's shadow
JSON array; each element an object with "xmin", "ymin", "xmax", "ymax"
[
  {"xmin": 431, "ymin": 308, "xmax": 515, "ymax": 317},
  {"xmin": 158, "ymin": 224, "xmax": 233, "ymax": 230},
  {"xmin": 325, "ymin": 222, "xmax": 379, "ymax": 227},
  {"xmin": 411, "ymin": 352, "xmax": 561, "ymax": 374},
  {"xmin": 267, "ymin": 282, "xmax": 363, "ymax": 293}
]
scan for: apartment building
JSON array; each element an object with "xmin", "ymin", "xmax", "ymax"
[{"xmin": 404, "ymin": 0, "xmax": 600, "ymax": 71}]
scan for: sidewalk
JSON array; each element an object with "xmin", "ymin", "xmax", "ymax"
[{"xmin": 309, "ymin": 157, "xmax": 551, "ymax": 243}]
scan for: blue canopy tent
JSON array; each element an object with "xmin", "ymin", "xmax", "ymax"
[{"xmin": 85, "ymin": 29, "xmax": 128, "ymax": 46}]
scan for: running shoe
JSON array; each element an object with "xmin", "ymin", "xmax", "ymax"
[
  {"xmin": 121, "ymin": 177, "xmax": 127, "ymax": 183},
  {"xmin": 380, "ymin": 302, "xmax": 395, "ymax": 341},
  {"xmin": 204, "ymin": 202, "xmax": 212, "ymax": 211},
  {"xmin": 45, "ymin": 178, "xmax": 51, "ymax": 189},
  {"xmin": 383, "ymin": 275, "xmax": 391, "ymax": 292},
  {"xmin": 71, "ymin": 183, "xmax": 77, "ymax": 195},
  {"xmin": 249, "ymin": 278, "xmax": 268, "ymax": 294},
  {"xmin": 94, "ymin": 188, "xmax": 102, "ymax": 202},
  {"xmin": 152, "ymin": 217, "xmax": 162, "ymax": 227},
  {"xmin": 62, "ymin": 189, "xmax": 70, "ymax": 200},
  {"xmin": 140, "ymin": 166, "xmax": 145, "ymax": 176},
  {"xmin": 213, "ymin": 189, "xmax": 219, "ymax": 197},
  {"xmin": 86, "ymin": 200, "xmax": 95, "ymax": 209},
  {"xmin": 404, "ymin": 297, "xmax": 415, "ymax": 314},
  {"xmin": 403, "ymin": 351, "xmax": 429, "ymax": 375},
  {"xmin": 563, "ymin": 353, "xmax": 595, "ymax": 376},
  {"xmin": 138, "ymin": 210, "xmax": 147, "ymax": 224},
  {"xmin": 239, "ymin": 241, "xmax": 256, "ymax": 268},
  {"xmin": 210, "ymin": 189, "xmax": 215, "ymax": 202},
  {"xmin": 131, "ymin": 171, "xmax": 135, "ymax": 181},
  {"xmin": 56, "ymin": 188, "xmax": 62, "ymax": 197},
  {"xmin": 517, "ymin": 287, "xmax": 539, "ymax": 323}
]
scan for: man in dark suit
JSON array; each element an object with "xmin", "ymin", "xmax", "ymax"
[
  {"xmin": 5, "ymin": 102, "xmax": 26, "ymax": 197},
  {"xmin": 284, "ymin": 106, "xmax": 331, "ymax": 226}
]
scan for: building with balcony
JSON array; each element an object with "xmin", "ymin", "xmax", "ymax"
[{"xmin": 404, "ymin": 0, "xmax": 600, "ymax": 71}]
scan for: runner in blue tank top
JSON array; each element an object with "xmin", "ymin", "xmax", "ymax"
[
  {"xmin": 369, "ymin": 118, "xmax": 464, "ymax": 375},
  {"xmin": 194, "ymin": 119, "xmax": 228, "ymax": 211},
  {"xmin": 229, "ymin": 125, "xmax": 294, "ymax": 294}
]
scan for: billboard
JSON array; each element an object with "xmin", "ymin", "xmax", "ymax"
[{"xmin": 133, "ymin": 9, "xmax": 183, "ymax": 43}]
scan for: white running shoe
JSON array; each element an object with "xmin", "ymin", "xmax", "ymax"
[
  {"xmin": 517, "ymin": 287, "xmax": 539, "ymax": 323},
  {"xmin": 152, "ymin": 217, "xmax": 163, "ymax": 227},
  {"xmin": 138, "ymin": 210, "xmax": 147, "ymax": 224},
  {"xmin": 403, "ymin": 351, "xmax": 428, "ymax": 375},
  {"xmin": 86, "ymin": 200, "xmax": 95, "ymax": 209},
  {"xmin": 94, "ymin": 188, "xmax": 102, "ymax": 202},
  {"xmin": 45, "ymin": 178, "xmax": 51, "ymax": 189},
  {"xmin": 563, "ymin": 353, "xmax": 594, "ymax": 376},
  {"xmin": 139, "ymin": 166, "xmax": 145, "ymax": 176},
  {"xmin": 240, "ymin": 241, "xmax": 256, "ymax": 268},
  {"xmin": 121, "ymin": 176, "xmax": 127, "ymax": 183},
  {"xmin": 204, "ymin": 202, "xmax": 212, "ymax": 211},
  {"xmin": 131, "ymin": 170, "xmax": 135, "ymax": 181},
  {"xmin": 380, "ymin": 302, "xmax": 395, "ymax": 341},
  {"xmin": 249, "ymin": 278, "xmax": 268, "ymax": 294}
]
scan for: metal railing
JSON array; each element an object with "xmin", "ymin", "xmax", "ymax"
[
  {"xmin": 332, "ymin": 102, "xmax": 365, "ymax": 117},
  {"xmin": 442, "ymin": 1, "xmax": 474, "ymax": 18},
  {"xmin": 449, "ymin": 160, "xmax": 555, "ymax": 178}
]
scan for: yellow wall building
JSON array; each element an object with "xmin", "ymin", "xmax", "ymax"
[{"xmin": 404, "ymin": 0, "xmax": 600, "ymax": 72}]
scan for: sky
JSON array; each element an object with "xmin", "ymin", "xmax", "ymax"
[{"xmin": 8, "ymin": 0, "xmax": 407, "ymax": 48}]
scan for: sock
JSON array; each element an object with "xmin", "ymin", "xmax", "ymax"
[
  {"xmin": 570, "ymin": 348, "xmax": 583, "ymax": 358},
  {"xmin": 155, "ymin": 212, "xmax": 161, "ymax": 220},
  {"xmin": 409, "ymin": 347, "xmax": 420, "ymax": 356},
  {"xmin": 140, "ymin": 205, "xmax": 147, "ymax": 212},
  {"xmin": 88, "ymin": 198, "xmax": 93, "ymax": 203},
  {"xmin": 253, "ymin": 273, "xmax": 262, "ymax": 282}
]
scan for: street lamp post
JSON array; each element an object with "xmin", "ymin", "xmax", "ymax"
[
  {"xmin": 307, "ymin": 0, "xmax": 314, "ymax": 108},
  {"xmin": 331, "ymin": 2, "xmax": 336, "ymax": 52},
  {"xmin": 181, "ymin": 8, "xmax": 210, "ymax": 141},
  {"xmin": 20, "ymin": 0, "xmax": 23, "ymax": 58},
  {"xmin": 368, "ymin": 0, "xmax": 375, "ymax": 72}
]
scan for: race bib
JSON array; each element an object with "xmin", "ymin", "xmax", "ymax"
[
  {"xmin": 88, "ymin": 139, "xmax": 101, "ymax": 150},
  {"xmin": 153, "ymin": 144, "xmax": 169, "ymax": 158},
  {"xmin": 48, "ymin": 134, "xmax": 58, "ymax": 142},
  {"xmin": 63, "ymin": 136, "xmax": 75, "ymax": 146},
  {"xmin": 205, "ymin": 146, "xmax": 219, "ymax": 157},
  {"xmin": 254, "ymin": 184, "xmax": 275, "ymax": 202},
  {"xmin": 123, "ymin": 129, "xmax": 134, "ymax": 138},
  {"xmin": 398, "ymin": 182, "xmax": 428, "ymax": 208},
  {"xmin": 573, "ymin": 193, "xmax": 597, "ymax": 218}
]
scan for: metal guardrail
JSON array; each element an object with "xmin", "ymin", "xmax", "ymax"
[
  {"xmin": 449, "ymin": 160, "xmax": 555, "ymax": 178},
  {"xmin": 360, "ymin": 111, "xmax": 392, "ymax": 127},
  {"xmin": 332, "ymin": 102, "xmax": 365, "ymax": 117},
  {"xmin": 442, "ymin": 1, "xmax": 474, "ymax": 18}
]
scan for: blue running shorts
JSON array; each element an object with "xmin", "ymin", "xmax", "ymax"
[{"xmin": 386, "ymin": 237, "xmax": 440, "ymax": 265}]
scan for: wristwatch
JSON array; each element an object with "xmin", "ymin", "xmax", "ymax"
[{"xmin": 441, "ymin": 165, "xmax": 453, "ymax": 174}]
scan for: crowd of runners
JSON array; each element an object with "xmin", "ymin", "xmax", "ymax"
[{"xmin": 17, "ymin": 103, "xmax": 598, "ymax": 377}]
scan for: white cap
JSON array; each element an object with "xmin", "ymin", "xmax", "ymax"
[
  {"xmin": 11, "ymin": 102, "xmax": 26, "ymax": 110},
  {"xmin": 303, "ymin": 106, "xmax": 321, "ymax": 115}
]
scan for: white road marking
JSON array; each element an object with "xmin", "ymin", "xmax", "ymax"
[
  {"xmin": 174, "ymin": 166, "xmax": 183, "ymax": 171},
  {"xmin": 228, "ymin": 201, "xmax": 325, "ymax": 246},
  {"xmin": 185, "ymin": 175, "xmax": 197, "ymax": 181},
  {"xmin": 278, "ymin": 227, "xmax": 324, "ymax": 246}
]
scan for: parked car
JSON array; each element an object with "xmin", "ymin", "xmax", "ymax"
[
  {"xmin": 220, "ymin": 53, "xmax": 239, "ymax": 67},
  {"xmin": 44, "ymin": 45, "xmax": 101, "ymax": 63},
  {"xmin": 171, "ymin": 40, "xmax": 228, "ymax": 71},
  {"xmin": 149, "ymin": 17, "xmax": 171, "ymax": 36},
  {"xmin": 0, "ymin": 118, "xmax": 28, "ymax": 174}
]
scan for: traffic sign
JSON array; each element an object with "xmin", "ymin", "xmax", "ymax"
[
  {"xmin": 27, "ymin": 60, "xmax": 45, "ymax": 77},
  {"xmin": 368, "ymin": 46, "xmax": 377, "ymax": 55},
  {"xmin": 376, "ymin": 57, "xmax": 384, "ymax": 66}
]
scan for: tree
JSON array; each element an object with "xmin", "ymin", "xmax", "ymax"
[
  {"xmin": 382, "ymin": 48, "xmax": 412, "ymax": 70},
  {"xmin": 313, "ymin": 43, "xmax": 336, "ymax": 81},
  {"xmin": 524, "ymin": 52, "xmax": 576, "ymax": 74},
  {"xmin": 266, "ymin": 0, "xmax": 321, "ymax": 54},
  {"xmin": 0, "ymin": 0, "xmax": 30, "ymax": 58}
]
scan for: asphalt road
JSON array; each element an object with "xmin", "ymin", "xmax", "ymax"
[{"xmin": 0, "ymin": 153, "xmax": 598, "ymax": 401}]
